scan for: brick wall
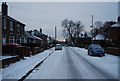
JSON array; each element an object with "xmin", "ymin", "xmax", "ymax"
[
  {"xmin": 2, "ymin": 56, "xmax": 20, "ymax": 68},
  {"xmin": 105, "ymin": 47, "xmax": 120, "ymax": 56}
]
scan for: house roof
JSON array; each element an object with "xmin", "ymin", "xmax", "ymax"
[
  {"xmin": 32, "ymin": 35, "xmax": 42, "ymax": 40},
  {"xmin": 92, "ymin": 34, "xmax": 105, "ymax": 40},
  {"xmin": 111, "ymin": 22, "xmax": 120, "ymax": 27},
  {"xmin": 32, "ymin": 30, "xmax": 47, "ymax": 36},
  {"xmin": 23, "ymin": 31, "xmax": 42, "ymax": 40},
  {"xmin": 2, "ymin": 14, "xmax": 26, "ymax": 26}
]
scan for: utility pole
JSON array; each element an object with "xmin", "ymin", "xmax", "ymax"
[
  {"xmin": 118, "ymin": 1, "xmax": 120, "ymax": 17},
  {"xmin": 91, "ymin": 15, "xmax": 94, "ymax": 44},
  {"xmin": 55, "ymin": 26, "xmax": 57, "ymax": 40}
]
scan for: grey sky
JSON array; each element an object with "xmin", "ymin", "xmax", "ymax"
[{"xmin": 7, "ymin": 2, "xmax": 118, "ymax": 40}]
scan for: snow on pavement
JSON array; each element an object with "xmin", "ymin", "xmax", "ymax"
[
  {"xmin": 0, "ymin": 55, "xmax": 19, "ymax": 60},
  {"xmin": 71, "ymin": 47, "xmax": 118, "ymax": 79},
  {"xmin": 2, "ymin": 47, "xmax": 55, "ymax": 79}
]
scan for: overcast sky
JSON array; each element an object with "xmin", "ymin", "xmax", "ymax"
[{"xmin": 5, "ymin": 2, "xmax": 118, "ymax": 40}]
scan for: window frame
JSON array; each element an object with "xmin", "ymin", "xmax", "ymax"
[
  {"xmin": 9, "ymin": 36, "xmax": 14, "ymax": 43},
  {"xmin": 10, "ymin": 21, "xmax": 13, "ymax": 31},
  {"xmin": 2, "ymin": 36, "xmax": 6, "ymax": 45},
  {"xmin": 17, "ymin": 37, "xmax": 21, "ymax": 44},
  {"xmin": 3, "ymin": 18, "xmax": 6, "ymax": 29}
]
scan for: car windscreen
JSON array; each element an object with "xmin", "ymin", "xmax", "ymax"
[{"xmin": 92, "ymin": 45, "xmax": 102, "ymax": 49}]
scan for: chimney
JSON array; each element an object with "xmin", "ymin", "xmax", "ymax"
[
  {"xmin": 118, "ymin": 16, "xmax": 120, "ymax": 22},
  {"xmin": 2, "ymin": 2, "xmax": 8, "ymax": 15},
  {"xmin": 28, "ymin": 30, "xmax": 32, "ymax": 35},
  {"xmin": 40, "ymin": 28, "xmax": 42, "ymax": 33}
]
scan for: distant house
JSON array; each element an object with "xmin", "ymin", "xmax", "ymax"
[
  {"xmin": 47, "ymin": 36, "xmax": 55, "ymax": 45},
  {"xmin": 92, "ymin": 34, "xmax": 106, "ymax": 47},
  {"xmin": 78, "ymin": 37, "xmax": 92, "ymax": 48},
  {"xmin": 77, "ymin": 32, "xmax": 92, "ymax": 48},
  {"xmin": 23, "ymin": 31, "xmax": 42, "ymax": 45},
  {"xmin": 32, "ymin": 29, "xmax": 48, "ymax": 48},
  {"xmin": 2, "ymin": 2, "xmax": 26, "ymax": 45},
  {"xmin": 93, "ymin": 34, "xmax": 105, "ymax": 40}
]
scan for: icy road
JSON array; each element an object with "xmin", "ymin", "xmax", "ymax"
[{"xmin": 26, "ymin": 47, "xmax": 118, "ymax": 79}]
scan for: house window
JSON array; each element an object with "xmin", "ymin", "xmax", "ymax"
[
  {"xmin": 17, "ymin": 37, "xmax": 21, "ymax": 44},
  {"xmin": 2, "ymin": 36, "xmax": 6, "ymax": 45},
  {"xmin": 28, "ymin": 39, "xmax": 31, "ymax": 43},
  {"xmin": 24, "ymin": 38, "xmax": 27, "ymax": 43},
  {"xmin": 21, "ymin": 37, "xmax": 25, "ymax": 43},
  {"xmin": 3, "ymin": 18, "xmax": 6, "ymax": 29},
  {"xmin": 17, "ymin": 24, "xmax": 20, "ymax": 27},
  {"xmin": 17, "ymin": 28, "xmax": 20, "ymax": 32},
  {"xmin": 10, "ymin": 21, "xmax": 13, "ymax": 31},
  {"xmin": 9, "ymin": 36, "xmax": 14, "ymax": 43}
]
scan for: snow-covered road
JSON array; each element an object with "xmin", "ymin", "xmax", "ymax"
[{"xmin": 26, "ymin": 47, "xmax": 118, "ymax": 79}]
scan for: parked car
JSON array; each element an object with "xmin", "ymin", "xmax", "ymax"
[
  {"xmin": 88, "ymin": 44, "xmax": 105, "ymax": 56},
  {"xmin": 55, "ymin": 44, "xmax": 62, "ymax": 50}
]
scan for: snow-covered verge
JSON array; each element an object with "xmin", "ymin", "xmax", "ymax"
[
  {"xmin": 0, "ymin": 55, "xmax": 18, "ymax": 60},
  {"xmin": 1, "ymin": 47, "xmax": 55, "ymax": 79},
  {"xmin": 71, "ymin": 47, "xmax": 119, "ymax": 78}
]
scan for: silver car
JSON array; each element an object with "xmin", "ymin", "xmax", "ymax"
[{"xmin": 55, "ymin": 44, "xmax": 62, "ymax": 50}]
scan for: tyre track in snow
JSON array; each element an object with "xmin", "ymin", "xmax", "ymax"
[
  {"xmin": 64, "ymin": 47, "xmax": 83, "ymax": 79},
  {"xmin": 69, "ymin": 47, "xmax": 117, "ymax": 79},
  {"xmin": 18, "ymin": 50, "xmax": 55, "ymax": 81}
]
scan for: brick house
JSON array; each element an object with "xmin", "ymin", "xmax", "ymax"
[
  {"xmin": 23, "ymin": 31, "xmax": 42, "ymax": 45},
  {"xmin": 105, "ymin": 17, "xmax": 120, "ymax": 56},
  {"xmin": 109, "ymin": 17, "xmax": 120, "ymax": 47},
  {"xmin": 2, "ymin": 2, "xmax": 26, "ymax": 45},
  {"xmin": 32, "ymin": 29, "xmax": 48, "ymax": 48}
]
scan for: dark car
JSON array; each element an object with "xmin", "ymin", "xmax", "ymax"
[{"xmin": 88, "ymin": 44, "xmax": 105, "ymax": 56}]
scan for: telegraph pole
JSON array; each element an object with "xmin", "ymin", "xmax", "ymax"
[
  {"xmin": 118, "ymin": 1, "xmax": 120, "ymax": 17},
  {"xmin": 55, "ymin": 26, "xmax": 57, "ymax": 40},
  {"xmin": 91, "ymin": 15, "xmax": 94, "ymax": 44}
]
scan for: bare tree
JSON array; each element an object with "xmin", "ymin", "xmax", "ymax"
[
  {"xmin": 90, "ymin": 21, "xmax": 116, "ymax": 38},
  {"xmin": 95, "ymin": 21, "xmax": 103, "ymax": 28},
  {"xmin": 61, "ymin": 19, "xmax": 84, "ymax": 44},
  {"xmin": 90, "ymin": 21, "xmax": 103, "ymax": 37}
]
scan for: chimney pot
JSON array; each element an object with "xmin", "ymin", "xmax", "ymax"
[
  {"xmin": 118, "ymin": 16, "xmax": 120, "ymax": 22},
  {"xmin": 2, "ymin": 2, "xmax": 8, "ymax": 15}
]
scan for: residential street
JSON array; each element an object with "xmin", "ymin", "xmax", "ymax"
[
  {"xmin": 26, "ymin": 47, "xmax": 118, "ymax": 79},
  {"xmin": 1, "ymin": 2, "xmax": 120, "ymax": 81}
]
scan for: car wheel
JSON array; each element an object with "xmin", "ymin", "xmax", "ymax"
[
  {"xmin": 88, "ymin": 51, "xmax": 90, "ymax": 55},
  {"xmin": 89, "ymin": 51, "xmax": 92, "ymax": 56},
  {"xmin": 100, "ymin": 54, "xmax": 103, "ymax": 57},
  {"xmin": 102, "ymin": 54, "xmax": 105, "ymax": 56}
]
